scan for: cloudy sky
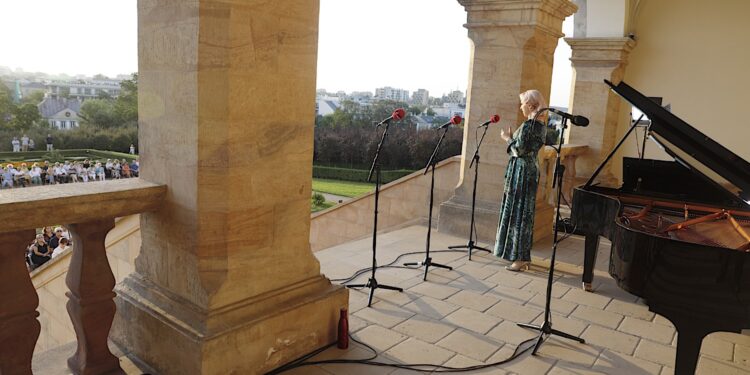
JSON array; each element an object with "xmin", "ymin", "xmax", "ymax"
[{"xmin": 0, "ymin": 0, "xmax": 573, "ymax": 106}]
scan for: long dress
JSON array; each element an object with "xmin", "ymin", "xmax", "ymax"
[{"xmin": 494, "ymin": 119, "xmax": 546, "ymax": 262}]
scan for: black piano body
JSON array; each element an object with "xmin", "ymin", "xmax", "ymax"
[{"xmin": 570, "ymin": 80, "xmax": 750, "ymax": 374}]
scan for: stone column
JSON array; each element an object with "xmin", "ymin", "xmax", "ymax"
[
  {"xmin": 565, "ymin": 37, "xmax": 636, "ymax": 183},
  {"xmin": 0, "ymin": 229, "xmax": 39, "ymax": 375},
  {"xmin": 439, "ymin": 0, "xmax": 577, "ymax": 244},
  {"xmin": 112, "ymin": 1, "xmax": 348, "ymax": 374}
]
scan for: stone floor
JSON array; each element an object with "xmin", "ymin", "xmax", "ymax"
[{"xmin": 293, "ymin": 225, "xmax": 750, "ymax": 374}]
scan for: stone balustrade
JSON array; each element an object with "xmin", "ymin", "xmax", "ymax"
[
  {"xmin": 0, "ymin": 179, "xmax": 165, "ymax": 375},
  {"xmin": 539, "ymin": 144, "xmax": 589, "ymax": 206}
]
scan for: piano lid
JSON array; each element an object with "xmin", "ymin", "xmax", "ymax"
[{"xmin": 605, "ymin": 80, "xmax": 750, "ymax": 209}]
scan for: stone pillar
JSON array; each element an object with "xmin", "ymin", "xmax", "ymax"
[
  {"xmin": 0, "ymin": 229, "xmax": 39, "ymax": 375},
  {"xmin": 66, "ymin": 219, "xmax": 121, "ymax": 375},
  {"xmin": 439, "ymin": 0, "xmax": 577, "ymax": 244},
  {"xmin": 565, "ymin": 37, "xmax": 636, "ymax": 183},
  {"xmin": 112, "ymin": 1, "xmax": 348, "ymax": 374}
]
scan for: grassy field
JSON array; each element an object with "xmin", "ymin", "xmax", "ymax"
[
  {"xmin": 312, "ymin": 178, "xmax": 375, "ymax": 198},
  {"xmin": 311, "ymin": 200, "xmax": 335, "ymax": 213}
]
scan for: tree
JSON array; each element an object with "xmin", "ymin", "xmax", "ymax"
[
  {"xmin": 80, "ymin": 99, "xmax": 117, "ymax": 128},
  {"xmin": 10, "ymin": 103, "xmax": 42, "ymax": 130},
  {"xmin": 21, "ymin": 90, "xmax": 45, "ymax": 105},
  {"xmin": 425, "ymin": 107, "xmax": 436, "ymax": 116},
  {"xmin": 93, "ymin": 74, "xmax": 109, "ymax": 80},
  {"xmin": 0, "ymin": 91, "xmax": 13, "ymax": 128},
  {"xmin": 114, "ymin": 73, "xmax": 138, "ymax": 126}
]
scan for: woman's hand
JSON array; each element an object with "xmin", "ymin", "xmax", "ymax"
[{"xmin": 500, "ymin": 126, "xmax": 512, "ymax": 142}]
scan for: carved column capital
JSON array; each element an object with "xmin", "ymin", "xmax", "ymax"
[
  {"xmin": 566, "ymin": 37, "xmax": 637, "ymax": 69},
  {"xmin": 458, "ymin": 0, "xmax": 577, "ymax": 39}
]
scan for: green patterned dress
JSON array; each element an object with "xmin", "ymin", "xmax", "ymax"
[{"xmin": 494, "ymin": 119, "xmax": 546, "ymax": 262}]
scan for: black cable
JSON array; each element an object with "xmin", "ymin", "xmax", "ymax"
[
  {"xmin": 266, "ymin": 334, "xmax": 537, "ymax": 374},
  {"xmin": 330, "ymin": 249, "xmax": 467, "ymax": 284}
]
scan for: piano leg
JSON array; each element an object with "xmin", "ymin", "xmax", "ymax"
[
  {"xmin": 582, "ymin": 233, "xmax": 600, "ymax": 292},
  {"xmin": 672, "ymin": 323, "xmax": 710, "ymax": 375}
]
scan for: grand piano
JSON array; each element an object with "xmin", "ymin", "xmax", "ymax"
[{"xmin": 570, "ymin": 80, "xmax": 750, "ymax": 375}]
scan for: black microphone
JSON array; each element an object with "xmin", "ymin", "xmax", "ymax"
[
  {"xmin": 548, "ymin": 108, "xmax": 589, "ymax": 127},
  {"xmin": 437, "ymin": 115, "xmax": 463, "ymax": 129},
  {"xmin": 375, "ymin": 108, "xmax": 406, "ymax": 127}
]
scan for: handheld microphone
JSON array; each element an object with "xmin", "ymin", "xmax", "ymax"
[
  {"xmin": 437, "ymin": 115, "xmax": 463, "ymax": 129},
  {"xmin": 477, "ymin": 114, "xmax": 501, "ymax": 128},
  {"xmin": 547, "ymin": 108, "xmax": 589, "ymax": 127},
  {"xmin": 375, "ymin": 108, "xmax": 406, "ymax": 127}
]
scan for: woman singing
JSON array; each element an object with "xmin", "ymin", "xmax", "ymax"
[{"xmin": 494, "ymin": 90, "xmax": 548, "ymax": 272}]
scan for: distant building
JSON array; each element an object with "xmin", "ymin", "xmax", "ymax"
[
  {"xmin": 38, "ymin": 96, "xmax": 83, "ymax": 130},
  {"xmin": 47, "ymin": 80, "xmax": 121, "ymax": 99},
  {"xmin": 374, "ymin": 86, "xmax": 409, "ymax": 102},
  {"xmin": 316, "ymin": 97, "xmax": 340, "ymax": 116},
  {"xmin": 444, "ymin": 90, "xmax": 465, "ymax": 105},
  {"xmin": 348, "ymin": 91, "xmax": 373, "ymax": 104},
  {"xmin": 431, "ymin": 103, "xmax": 465, "ymax": 119},
  {"xmin": 412, "ymin": 89, "xmax": 429, "ymax": 106}
]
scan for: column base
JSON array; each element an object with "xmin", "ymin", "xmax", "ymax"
[
  {"xmin": 111, "ymin": 274, "xmax": 348, "ymax": 375},
  {"xmin": 438, "ymin": 198, "xmax": 554, "ymax": 247}
]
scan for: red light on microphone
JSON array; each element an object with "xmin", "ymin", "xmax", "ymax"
[
  {"xmin": 392, "ymin": 108, "xmax": 406, "ymax": 121},
  {"xmin": 490, "ymin": 114, "xmax": 500, "ymax": 123},
  {"xmin": 450, "ymin": 115, "xmax": 462, "ymax": 125}
]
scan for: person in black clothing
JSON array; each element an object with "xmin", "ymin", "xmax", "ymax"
[
  {"xmin": 29, "ymin": 235, "xmax": 51, "ymax": 268},
  {"xmin": 48, "ymin": 227, "xmax": 64, "ymax": 250},
  {"xmin": 46, "ymin": 134, "xmax": 54, "ymax": 151},
  {"xmin": 40, "ymin": 161, "xmax": 49, "ymax": 185}
]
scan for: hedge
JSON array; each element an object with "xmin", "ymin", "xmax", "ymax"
[
  {"xmin": 313, "ymin": 165, "xmax": 414, "ymax": 184},
  {"xmin": 0, "ymin": 149, "xmax": 138, "ymax": 163}
]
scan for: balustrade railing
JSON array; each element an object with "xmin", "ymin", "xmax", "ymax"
[{"xmin": 0, "ymin": 179, "xmax": 165, "ymax": 375}]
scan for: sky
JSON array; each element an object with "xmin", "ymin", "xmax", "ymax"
[{"xmin": 0, "ymin": 0, "xmax": 573, "ymax": 106}]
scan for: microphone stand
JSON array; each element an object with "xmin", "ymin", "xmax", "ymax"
[
  {"xmin": 347, "ymin": 121, "xmax": 403, "ymax": 307},
  {"xmin": 403, "ymin": 125, "xmax": 453, "ymax": 280},
  {"xmin": 448, "ymin": 123, "xmax": 492, "ymax": 260},
  {"xmin": 516, "ymin": 116, "xmax": 585, "ymax": 353}
]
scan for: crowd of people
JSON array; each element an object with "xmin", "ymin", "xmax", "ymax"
[
  {"xmin": 1, "ymin": 158, "xmax": 139, "ymax": 188},
  {"xmin": 27, "ymin": 226, "xmax": 71, "ymax": 270}
]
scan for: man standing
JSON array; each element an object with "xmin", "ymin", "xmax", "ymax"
[
  {"xmin": 21, "ymin": 134, "xmax": 29, "ymax": 152},
  {"xmin": 11, "ymin": 137, "xmax": 20, "ymax": 152},
  {"xmin": 46, "ymin": 134, "xmax": 53, "ymax": 151}
]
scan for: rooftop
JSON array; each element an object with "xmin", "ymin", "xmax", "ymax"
[{"xmin": 295, "ymin": 225, "xmax": 750, "ymax": 375}]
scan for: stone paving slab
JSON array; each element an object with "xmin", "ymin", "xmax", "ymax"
[{"xmin": 305, "ymin": 225, "xmax": 750, "ymax": 374}]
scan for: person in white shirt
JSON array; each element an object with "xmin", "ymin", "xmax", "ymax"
[
  {"xmin": 21, "ymin": 134, "xmax": 29, "ymax": 152},
  {"xmin": 51, "ymin": 237, "xmax": 70, "ymax": 259},
  {"xmin": 11, "ymin": 137, "xmax": 20, "ymax": 152},
  {"xmin": 29, "ymin": 164, "xmax": 42, "ymax": 185}
]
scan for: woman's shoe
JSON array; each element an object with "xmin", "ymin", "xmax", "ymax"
[{"xmin": 505, "ymin": 261, "xmax": 530, "ymax": 272}]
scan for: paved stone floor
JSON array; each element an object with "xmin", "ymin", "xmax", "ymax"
[{"xmin": 296, "ymin": 225, "xmax": 750, "ymax": 374}]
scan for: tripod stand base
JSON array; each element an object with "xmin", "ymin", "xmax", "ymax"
[
  {"xmin": 517, "ymin": 321, "xmax": 585, "ymax": 355},
  {"xmin": 347, "ymin": 277, "xmax": 403, "ymax": 307},
  {"xmin": 403, "ymin": 257, "xmax": 452, "ymax": 281},
  {"xmin": 448, "ymin": 241, "xmax": 491, "ymax": 260}
]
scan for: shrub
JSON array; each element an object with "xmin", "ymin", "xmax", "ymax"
[{"xmin": 311, "ymin": 192, "xmax": 326, "ymax": 206}]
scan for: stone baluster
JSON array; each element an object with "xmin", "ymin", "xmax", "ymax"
[
  {"xmin": 0, "ymin": 229, "xmax": 40, "ymax": 375},
  {"xmin": 65, "ymin": 219, "xmax": 122, "ymax": 375}
]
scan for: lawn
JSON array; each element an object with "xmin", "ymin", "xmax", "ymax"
[
  {"xmin": 311, "ymin": 200, "xmax": 335, "ymax": 213},
  {"xmin": 312, "ymin": 178, "xmax": 375, "ymax": 198}
]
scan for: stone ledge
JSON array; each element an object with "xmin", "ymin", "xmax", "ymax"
[{"xmin": 0, "ymin": 179, "xmax": 166, "ymax": 233}]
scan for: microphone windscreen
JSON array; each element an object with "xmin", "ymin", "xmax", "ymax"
[
  {"xmin": 392, "ymin": 108, "xmax": 406, "ymax": 121},
  {"xmin": 450, "ymin": 115, "xmax": 463, "ymax": 125},
  {"xmin": 573, "ymin": 115, "xmax": 589, "ymax": 127},
  {"xmin": 490, "ymin": 114, "xmax": 500, "ymax": 123}
]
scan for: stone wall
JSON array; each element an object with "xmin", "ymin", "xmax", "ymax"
[
  {"xmin": 31, "ymin": 214, "xmax": 141, "ymax": 354},
  {"xmin": 310, "ymin": 156, "xmax": 461, "ymax": 252}
]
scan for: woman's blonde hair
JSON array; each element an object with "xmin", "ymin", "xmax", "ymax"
[{"xmin": 519, "ymin": 90, "xmax": 547, "ymax": 117}]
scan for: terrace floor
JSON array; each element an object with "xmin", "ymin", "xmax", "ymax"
[{"xmin": 293, "ymin": 225, "xmax": 750, "ymax": 374}]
